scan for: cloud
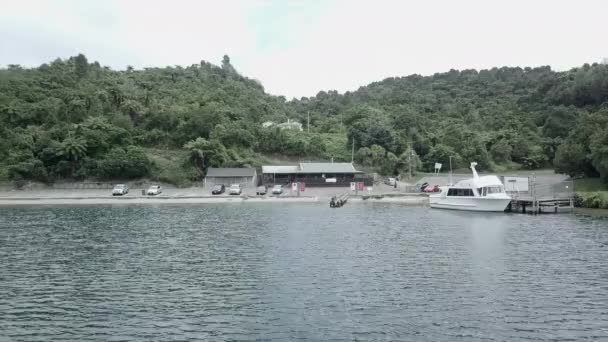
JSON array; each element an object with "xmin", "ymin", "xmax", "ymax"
[
  {"xmin": 0, "ymin": 0, "xmax": 258, "ymax": 68},
  {"xmin": 243, "ymin": 0, "xmax": 608, "ymax": 98},
  {"xmin": 1, "ymin": 0, "xmax": 607, "ymax": 98}
]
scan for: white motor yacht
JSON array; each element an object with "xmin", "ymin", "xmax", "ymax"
[{"xmin": 429, "ymin": 162, "xmax": 511, "ymax": 212}]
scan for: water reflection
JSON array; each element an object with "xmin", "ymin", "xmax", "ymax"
[{"xmin": 0, "ymin": 204, "xmax": 607, "ymax": 341}]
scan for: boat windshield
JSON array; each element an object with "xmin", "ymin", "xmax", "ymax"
[
  {"xmin": 478, "ymin": 186, "xmax": 504, "ymax": 196},
  {"xmin": 486, "ymin": 186, "xmax": 504, "ymax": 194}
]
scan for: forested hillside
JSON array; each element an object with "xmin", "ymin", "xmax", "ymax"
[
  {"xmin": 1, "ymin": 54, "xmax": 607, "ymax": 185},
  {"xmin": 0, "ymin": 54, "xmax": 345, "ymax": 186},
  {"xmin": 290, "ymin": 64, "xmax": 608, "ymax": 180}
]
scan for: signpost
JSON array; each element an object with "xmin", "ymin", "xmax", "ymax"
[
  {"xmin": 350, "ymin": 182, "xmax": 356, "ymax": 191},
  {"xmin": 434, "ymin": 162, "xmax": 442, "ymax": 175}
]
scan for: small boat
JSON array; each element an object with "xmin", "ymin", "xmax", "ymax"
[
  {"xmin": 429, "ymin": 162, "xmax": 511, "ymax": 212},
  {"xmin": 330, "ymin": 194, "xmax": 348, "ymax": 208}
]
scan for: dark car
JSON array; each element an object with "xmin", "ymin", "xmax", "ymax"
[
  {"xmin": 256, "ymin": 185, "xmax": 267, "ymax": 195},
  {"xmin": 211, "ymin": 184, "xmax": 225, "ymax": 195}
]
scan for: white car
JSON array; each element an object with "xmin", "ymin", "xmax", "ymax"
[
  {"xmin": 229, "ymin": 184, "xmax": 242, "ymax": 195},
  {"xmin": 271, "ymin": 184, "xmax": 283, "ymax": 195},
  {"xmin": 147, "ymin": 185, "xmax": 162, "ymax": 196},
  {"xmin": 112, "ymin": 184, "xmax": 129, "ymax": 196}
]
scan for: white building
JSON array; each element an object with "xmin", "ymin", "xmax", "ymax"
[
  {"xmin": 276, "ymin": 119, "xmax": 303, "ymax": 131},
  {"xmin": 261, "ymin": 119, "xmax": 303, "ymax": 131}
]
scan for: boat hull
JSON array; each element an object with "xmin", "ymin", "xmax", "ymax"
[{"xmin": 429, "ymin": 196, "xmax": 511, "ymax": 212}]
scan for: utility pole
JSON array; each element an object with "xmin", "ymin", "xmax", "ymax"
[
  {"xmin": 351, "ymin": 138, "xmax": 355, "ymax": 163},
  {"xmin": 408, "ymin": 147, "xmax": 412, "ymax": 179},
  {"xmin": 307, "ymin": 111, "xmax": 310, "ymax": 134}
]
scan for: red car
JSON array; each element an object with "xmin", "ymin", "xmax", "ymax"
[{"xmin": 423, "ymin": 184, "xmax": 440, "ymax": 193}]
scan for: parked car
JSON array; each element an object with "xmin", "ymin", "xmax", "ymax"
[
  {"xmin": 419, "ymin": 182, "xmax": 429, "ymax": 192},
  {"xmin": 112, "ymin": 184, "xmax": 129, "ymax": 196},
  {"xmin": 423, "ymin": 184, "xmax": 441, "ymax": 193},
  {"xmin": 211, "ymin": 184, "xmax": 225, "ymax": 195},
  {"xmin": 271, "ymin": 184, "xmax": 283, "ymax": 195},
  {"xmin": 147, "ymin": 185, "xmax": 162, "ymax": 196},
  {"xmin": 229, "ymin": 184, "xmax": 242, "ymax": 195},
  {"xmin": 256, "ymin": 185, "xmax": 267, "ymax": 195}
]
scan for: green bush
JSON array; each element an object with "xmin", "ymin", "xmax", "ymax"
[
  {"xmin": 0, "ymin": 166, "xmax": 8, "ymax": 182},
  {"xmin": 8, "ymin": 158, "xmax": 49, "ymax": 183},
  {"xmin": 575, "ymin": 192, "xmax": 608, "ymax": 209},
  {"xmin": 97, "ymin": 146, "xmax": 152, "ymax": 179}
]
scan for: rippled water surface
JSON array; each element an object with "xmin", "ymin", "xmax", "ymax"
[{"xmin": 1, "ymin": 204, "xmax": 608, "ymax": 341}]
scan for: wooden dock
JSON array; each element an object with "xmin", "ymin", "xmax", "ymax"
[
  {"xmin": 505, "ymin": 177, "xmax": 575, "ymax": 214},
  {"xmin": 506, "ymin": 196, "xmax": 574, "ymax": 214}
]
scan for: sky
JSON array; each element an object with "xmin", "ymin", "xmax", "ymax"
[{"xmin": 1, "ymin": 0, "xmax": 607, "ymax": 98}]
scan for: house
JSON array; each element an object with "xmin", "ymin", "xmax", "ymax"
[
  {"xmin": 204, "ymin": 168, "xmax": 258, "ymax": 188},
  {"xmin": 261, "ymin": 162, "xmax": 370, "ymax": 187},
  {"xmin": 262, "ymin": 119, "xmax": 303, "ymax": 131},
  {"xmin": 276, "ymin": 119, "xmax": 303, "ymax": 131}
]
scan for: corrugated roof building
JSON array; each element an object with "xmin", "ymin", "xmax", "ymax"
[
  {"xmin": 298, "ymin": 162, "xmax": 362, "ymax": 174},
  {"xmin": 261, "ymin": 165, "xmax": 300, "ymax": 174},
  {"xmin": 261, "ymin": 162, "xmax": 368, "ymax": 187},
  {"xmin": 204, "ymin": 168, "xmax": 258, "ymax": 188}
]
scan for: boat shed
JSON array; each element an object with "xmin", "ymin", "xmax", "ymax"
[
  {"xmin": 204, "ymin": 168, "xmax": 257, "ymax": 188},
  {"xmin": 262, "ymin": 162, "xmax": 370, "ymax": 187}
]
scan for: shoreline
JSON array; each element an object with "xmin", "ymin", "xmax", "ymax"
[
  {"xmin": 0, "ymin": 193, "xmax": 429, "ymax": 207},
  {"xmin": 0, "ymin": 196, "xmax": 320, "ymax": 206},
  {"xmin": 0, "ymin": 186, "xmax": 430, "ymax": 207}
]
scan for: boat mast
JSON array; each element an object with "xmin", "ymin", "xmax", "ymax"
[
  {"xmin": 470, "ymin": 162, "xmax": 479, "ymax": 179},
  {"xmin": 449, "ymin": 156, "xmax": 453, "ymax": 186}
]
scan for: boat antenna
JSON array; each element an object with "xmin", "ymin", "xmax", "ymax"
[
  {"xmin": 449, "ymin": 156, "xmax": 453, "ymax": 186},
  {"xmin": 470, "ymin": 162, "xmax": 479, "ymax": 179}
]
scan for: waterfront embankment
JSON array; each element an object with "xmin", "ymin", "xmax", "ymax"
[{"xmin": 0, "ymin": 187, "xmax": 428, "ymax": 206}]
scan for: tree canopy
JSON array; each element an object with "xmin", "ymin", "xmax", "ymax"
[{"xmin": 1, "ymin": 55, "xmax": 607, "ymax": 184}]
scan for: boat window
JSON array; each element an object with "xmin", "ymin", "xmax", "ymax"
[
  {"xmin": 447, "ymin": 188, "xmax": 474, "ymax": 196},
  {"xmin": 484, "ymin": 186, "xmax": 504, "ymax": 194}
]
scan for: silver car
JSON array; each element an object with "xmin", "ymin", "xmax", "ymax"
[
  {"xmin": 271, "ymin": 184, "xmax": 283, "ymax": 195},
  {"xmin": 229, "ymin": 184, "xmax": 242, "ymax": 195},
  {"xmin": 147, "ymin": 185, "xmax": 162, "ymax": 196},
  {"xmin": 112, "ymin": 184, "xmax": 129, "ymax": 196}
]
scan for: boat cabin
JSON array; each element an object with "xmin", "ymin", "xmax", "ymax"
[{"xmin": 442, "ymin": 175, "xmax": 506, "ymax": 197}]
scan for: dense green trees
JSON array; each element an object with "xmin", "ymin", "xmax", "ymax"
[
  {"xmin": 184, "ymin": 137, "xmax": 228, "ymax": 176},
  {"xmin": 97, "ymin": 146, "xmax": 151, "ymax": 179},
  {"xmin": 290, "ymin": 64, "xmax": 608, "ymax": 179},
  {"xmin": 553, "ymin": 110, "xmax": 608, "ymax": 180},
  {"xmin": 1, "ymin": 55, "xmax": 608, "ymax": 184}
]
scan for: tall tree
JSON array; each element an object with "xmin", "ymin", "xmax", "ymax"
[{"xmin": 74, "ymin": 53, "xmax": 88, "ymax": 79}]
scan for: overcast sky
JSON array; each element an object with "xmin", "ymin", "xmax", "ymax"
[{"xmin": 1, "ymin": 0, "xmax": 607, "ymax": 98}]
